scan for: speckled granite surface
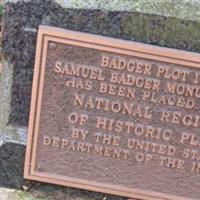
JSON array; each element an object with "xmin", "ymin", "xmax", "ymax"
[
  {"xmin": 3, "ymin": 0, "xmax": 200, "ymax": 126},
  {"xmin": 2, "ymin": 0, "xmax": 200, "ymax": 199}
]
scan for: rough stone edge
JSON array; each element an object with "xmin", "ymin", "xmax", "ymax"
[
  {"xmin": 5, "ymin": 0, "xmax": 200, "ymax": 22},
  {"xmin": 0, "ymin": 61, "xmax": 13, "ymax": 131},
  {"xmin": 0, "ymin": 61, "xmax": 27, "ymax": 146}
]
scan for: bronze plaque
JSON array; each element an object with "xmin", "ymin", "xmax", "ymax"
[{"xmin": 24, "ymin": 26, "xmax": 200, "ymax": 200}]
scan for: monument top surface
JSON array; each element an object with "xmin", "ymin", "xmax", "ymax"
[{"xmin": 4, "ymin": 0, "xmax": 200, "ymax": 21}]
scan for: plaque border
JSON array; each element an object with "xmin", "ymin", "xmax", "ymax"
[{"xmin": 24, "ymin": 25, "xmax": 200, "ymax": 200}]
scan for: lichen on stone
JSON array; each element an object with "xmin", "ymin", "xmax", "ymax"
[{"xmin": 55, "ymin": 0, "xmax": 200, "ymax": 21}]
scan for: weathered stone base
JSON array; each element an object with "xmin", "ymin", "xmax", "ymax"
[{"xmin": 0, "ymin": 188, "xmax": 47, "ymax": 200}]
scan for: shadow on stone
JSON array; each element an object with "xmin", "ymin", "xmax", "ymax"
[{"xmin": 0, "ymin": 143, "xmax": 26, "ymax": 189}]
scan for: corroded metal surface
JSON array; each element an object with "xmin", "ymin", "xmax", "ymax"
[{"xmin": 25, "ymin": 26, "xmax": 200, "ymax": 200}]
